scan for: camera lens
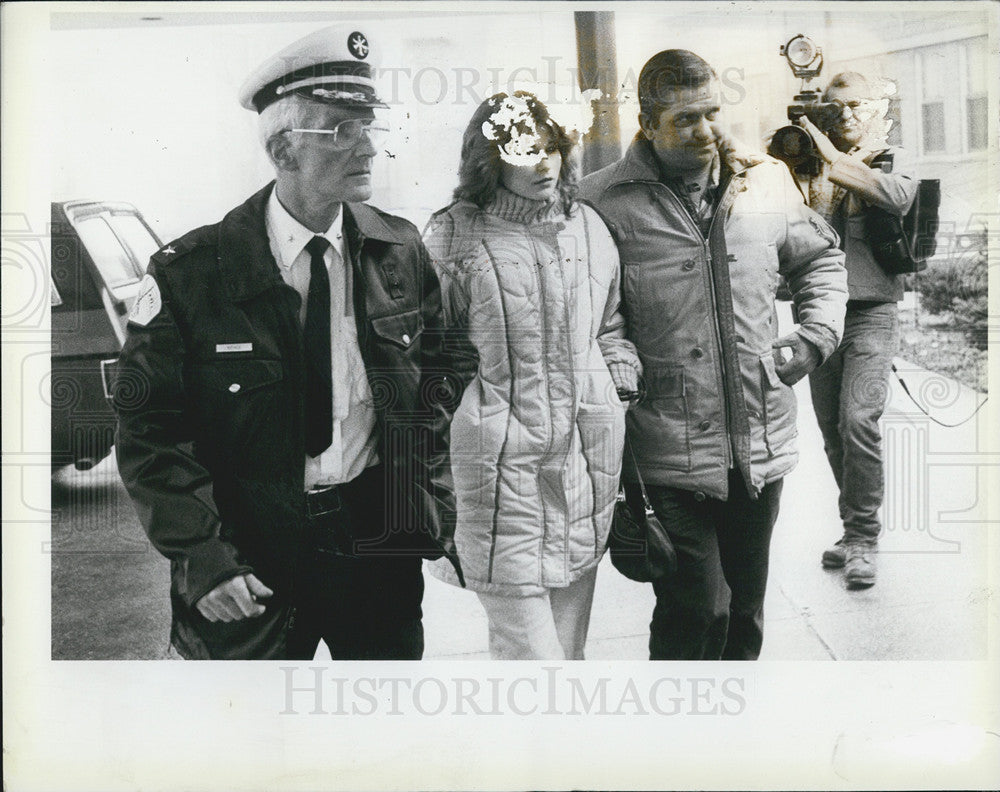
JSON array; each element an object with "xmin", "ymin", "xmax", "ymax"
[{"xmin": 771, "ymin": 126, "xmax": 814, "ymax": 160}]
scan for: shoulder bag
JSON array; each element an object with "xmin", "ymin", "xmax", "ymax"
[{"xmin": 607, "ymin": 442, "xmax": 677, "ymax": 583}]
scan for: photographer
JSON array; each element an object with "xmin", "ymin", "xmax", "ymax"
[{"xmin": 796, "ymin": 72, "xmax": 917, "ymax": 589}]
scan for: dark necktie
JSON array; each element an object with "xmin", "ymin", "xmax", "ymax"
[{"xmin": 303, "ymin": 236, "xmax": 332, "ymax": 457}]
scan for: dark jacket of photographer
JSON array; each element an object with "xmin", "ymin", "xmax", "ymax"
[
  {"xmin": 822, "ymin": 146, "xmax": 917, "ymax": 302},
  {"xmin": 114, "ymin": 183, "xmax": 458, "ymax": 658}
]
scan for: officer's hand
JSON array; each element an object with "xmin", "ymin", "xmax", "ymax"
[
  {"xmin": 196, "ymin": 573, "xmax": 274, "ymax": 622},
  {"xmin": 771, "ymin": 332, "xmax": 821, "ymax": 387},
  {"xmin": 796, "ymin": 116, "xmax": 842, "ymax": 164},
  {"xmin": 609, "ymin": 362, "xmax": 640, "ymax": 405}
]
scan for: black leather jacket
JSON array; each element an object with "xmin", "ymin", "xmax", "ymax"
[{"xmin": 114, "ymin": 184, "xmax": 459, "ymax": 658}]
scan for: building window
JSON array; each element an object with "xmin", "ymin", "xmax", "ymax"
[
  {"xmin": 965, "ymin": 37, "xmax": 988, "ymax": 152},
  {"xmin": 921, "ymin": 102, "xmax": 945, "ymax": 152},
  {"xmin": 917, "ymin": 45, "xmax": 949, "ymax": 155},
  {"xmin": 967, "ymin": 95, "xmax": 987, "ymax": 150}
]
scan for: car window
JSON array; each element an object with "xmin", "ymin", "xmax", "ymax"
[
  {"xmin": 73, "ymin": 216, "xmax": 142, "ymax": 289},
  {"xmin": 108, "ymin": 214, "xmax": 159, "ymax": 274}
]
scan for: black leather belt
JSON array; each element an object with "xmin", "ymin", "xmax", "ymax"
[
  {"xmin": 303, "ymin": 467, "xmax": 383, "ymax": 557},
  {"xmin": 847, "ymin": 299, "xmax": 892, "ymax": 310},
  {"xmin": 305, "ymin": 485, "xmax": 353, "ymax": 556},
  {"xmin": 305, "ymin": 484, "xmax": 347, "ymax": 519}
]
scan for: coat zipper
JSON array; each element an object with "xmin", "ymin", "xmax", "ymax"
[
  {"xmin": 531, "ymin": 228, "xmax": 558, "ymax": 586},
  {"xmin": 704, "ymin": 172, "xmax": 743, "ymax": 471},
  {"xmin": 652, "ymin": 179, "xmax": 738, "ymax": 470},
  {"xmin": 552, "ymin": 229, "xmax": 581, "ymax": 577}
]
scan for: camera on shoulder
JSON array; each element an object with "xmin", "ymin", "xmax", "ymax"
[{"xmin": 767, "ymin": 35, "xmax": 834, "ymax": 176}]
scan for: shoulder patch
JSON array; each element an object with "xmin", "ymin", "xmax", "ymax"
[{"xmin": 128, "ymin": 274, "xmax": 162, "ymax": 326}]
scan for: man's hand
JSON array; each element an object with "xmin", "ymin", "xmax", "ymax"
[
  {"xmin": 771, "ymin": 332, "xmax": 821, "ymax": 387},
  {"xmin": 796, "ymin": 116, "xmax": 842, "ymax": 164},
  {"xmin": 196, "ymin": 573, "xmax": 273, "ymax": 622}
]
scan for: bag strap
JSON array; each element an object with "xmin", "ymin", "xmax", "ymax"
[{"xmin": 624, "ymin": 437, "xmax": 653, "ymax": 511}]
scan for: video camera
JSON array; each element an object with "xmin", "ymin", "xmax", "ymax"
[{"xmin": 767, "ymin": 35, "xmax": 836, "ymax": 176}]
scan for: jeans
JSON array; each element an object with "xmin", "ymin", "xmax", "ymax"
[
  {"xmin": 628, "ymin": 470, "xmax": 783, "ymax": 661},
  {"xmin": 476, "ymin": 565, "xmax": 599, "ymax": 660},
  {"xmin": 808, "ymin": 302, "xmax": 899, "ymax": 545}
]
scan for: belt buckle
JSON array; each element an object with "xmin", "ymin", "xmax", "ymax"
[{"xmin": 306, "ymin": 485, "xmax": 343, "ymax": 519}]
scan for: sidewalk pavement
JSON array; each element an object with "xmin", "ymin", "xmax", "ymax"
[
  {"xmin": 53, "ymin": 309, "xmax": 992, "ymax": 662},
  {"xmin": 413, "ymin": 304, "xmax": 995, "ymax": 661}
]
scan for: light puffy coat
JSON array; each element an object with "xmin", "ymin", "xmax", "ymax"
[
  {"xmin": 424, "ymin": 190, "xmax": 640, "ymax": 596},
  {"xmin": 580, "ymin": 138, "xmax": 848, "ymax": 500}
]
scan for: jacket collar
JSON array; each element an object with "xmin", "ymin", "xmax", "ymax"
[
  {"xmin": 219, "ymin": 182, "xmax": 404, "ymax": 302},
  {"xmin": 608, "ymin": 135, "xmax": 767, "ymax": 187},
  {"xmin": 344, "ymin": 201, "xmax": 407, "ymax": 245}
]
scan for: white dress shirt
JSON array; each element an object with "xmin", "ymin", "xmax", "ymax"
[{"xmin": 265, "ymin": 189, "xmax": 379, "ymax": 489}]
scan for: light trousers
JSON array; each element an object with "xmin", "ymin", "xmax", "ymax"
[{"xmin": 476, "ymin": 565, "xmax": 599, "ymax": 660}]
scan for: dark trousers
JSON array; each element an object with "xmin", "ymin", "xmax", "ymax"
[
  {"xmin": 808, "ymin": 302, "xmax": 899, "ymax": 545},
  {"xmin": 285, "ymin": 465, "xmax": 425, "ymax": 661},
  {"xmin": 628, "ymin": 469, "xmax": 783, "ymax": 661}
]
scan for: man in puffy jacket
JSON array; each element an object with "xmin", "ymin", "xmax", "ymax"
[
  {"xmin": 579, "ymin": 49, "xmax": 847, "ymax": 660},
  {"xmin": 795, "ymin": 72, "xmax": 918, "ymax": 590},
  {"xmin": 114, "ymin": 25, "xmax": 457, "ymax": 660}
]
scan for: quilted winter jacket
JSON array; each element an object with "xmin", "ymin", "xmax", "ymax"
[
  {"xmin": 580, "ymin": 138, "xmax": 848, "ymax": 501},
  {"xmin": 424, "ymin": 190, "xmax": 640, "ymax": 595}
]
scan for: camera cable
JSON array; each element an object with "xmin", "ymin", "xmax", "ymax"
[{"xmin": 891, "ymin": 363, "xmax": 988, "ymax": 428}]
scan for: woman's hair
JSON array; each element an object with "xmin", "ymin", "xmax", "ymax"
[{"xmin": 452, "ymin": 91, "xmax": 577, "ymax": 215}]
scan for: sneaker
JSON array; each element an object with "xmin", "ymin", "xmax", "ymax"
[
  {"xmin": 821, "ymin": 540, "xmax": 848, "ymax": 569},
  {"xmin": 844, "ymin": 544, "xmax": 877, "ymax": 589}
]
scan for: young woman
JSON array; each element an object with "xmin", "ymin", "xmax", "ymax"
[{"xmin": 425, "ymin": 91, "xmax": 640, "ymax": 660}]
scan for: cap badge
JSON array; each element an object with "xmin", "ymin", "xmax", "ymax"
[{"xmin": 348, "ymin": 32, "xmax": 370, "ymax": 60}]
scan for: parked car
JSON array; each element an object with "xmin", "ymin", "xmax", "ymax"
[{"xmin": 51, "ymin": 200, "xmax": 162, "ymax": 470}]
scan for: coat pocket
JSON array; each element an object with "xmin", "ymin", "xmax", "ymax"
[
  {"xmin": 186, "ymin": 359, "xmax": 285, "ymax": 456},
  {"xmin": 370, "ymin": 308, "xmax": 424, "ymax": 350},
  {"xmin": 368, "ymin": 309, "xmax": 425, "ymax": 411},
  {"xmin": 631, "ymin": 365, "xmax": 691, "ymax": 472},
  {"xmin": 758, "ymin": 354, "xmax": 796, "ymax": 456},
  {"xmin": 188, "ymin": 359, "xmax": 283, "ymax": 395}
]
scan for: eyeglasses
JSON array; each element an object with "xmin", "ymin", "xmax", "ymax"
[
  {"xmin": 832, "ymin": 99, "xmax": 876, "ymax": 121},
  {"xmin": 288, "ymin": 118, "xmax": 391, "ymax": 150}
]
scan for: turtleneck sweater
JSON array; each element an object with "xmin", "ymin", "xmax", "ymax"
[{"xmin": 483, "ymin": 186, "xmax": 566, "ymax": 225}]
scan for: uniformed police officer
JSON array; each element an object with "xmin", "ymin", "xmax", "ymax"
[{"xmin": 114, "ymin": 25, "xmax": 459, "ymax": 660}]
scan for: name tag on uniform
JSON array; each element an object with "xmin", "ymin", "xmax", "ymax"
[{"xmin": 216, "ymin": 342, "xmax": 253, "ymax": 353}]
